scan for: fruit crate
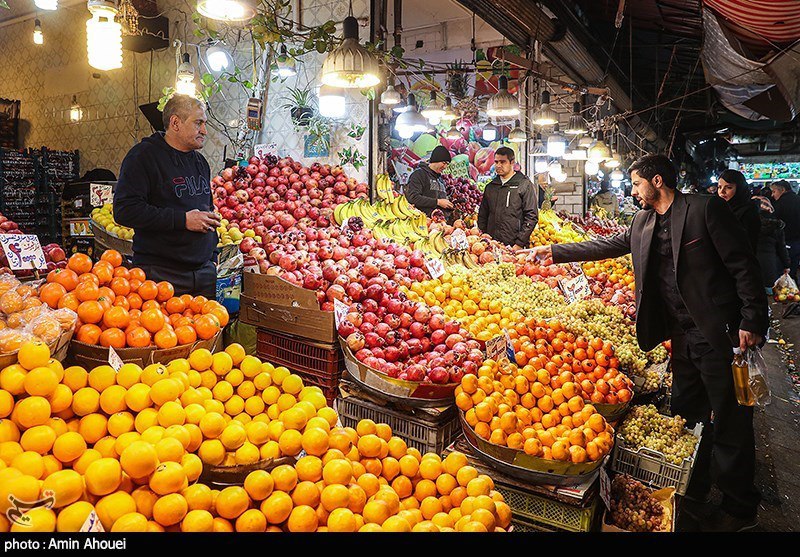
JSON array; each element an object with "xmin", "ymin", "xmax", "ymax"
[
  {"xmin": 336, "ymin": 392, "xmax": 459, "ymax": 455},
  {"xmin": 496, "ymin": 483, "xmax": 599, "ymax": 533},
  {"xmin": 510, "ymin": 516, "xmax": 561, "ymax": 533},
  {"xmin": 610, "ymin": 422, "xmax": 702, "ymax": 496}
]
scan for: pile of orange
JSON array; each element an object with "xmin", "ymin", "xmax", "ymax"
[
  {"xmin": 39, "ymin": 250, "xmax": 228, "ymax": 349},
  {"xmin": 583, "ymin": 258, "xmax": 635, "ymax": 288},
  {"xmin": 455, "ymin": 357, "xmax": 615, "ymax": 463},
  {"xmin": 507, "ymin": 319, "xmax": 634, "ymax": 406}
]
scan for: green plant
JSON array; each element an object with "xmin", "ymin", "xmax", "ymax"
[
  {"xmin": 0, "ymin": 1, "xmax": 9, "ymax": 9},
  {"xmin": 280, "ymin": 86, "xmax": 314, "ymax": 111},
  {"xmin": 338, "ymin": 146, "xmax": 366, "ymax": 172}
]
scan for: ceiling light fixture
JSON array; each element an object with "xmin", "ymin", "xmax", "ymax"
[
  {"xmin": 486, "ymin": 75, "xmax": 519, "ymax": 118},
  {"xmin": 321, "ymin": 3, "xmax": 381, "ymax": 88}
]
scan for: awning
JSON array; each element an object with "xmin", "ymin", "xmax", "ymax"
[{"xmin": 703, "ymin": 0, "xmax": 800, "ymax": 51}]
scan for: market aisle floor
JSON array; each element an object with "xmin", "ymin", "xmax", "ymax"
[{"xmin": 677, "ymin": 303, "xmax": 800, "ymax": 532}]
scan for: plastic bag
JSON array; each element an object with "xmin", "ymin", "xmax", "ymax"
[
  {"xmin": 746, "ymin": 346, "xmax": 772, "ymax": 407},
  {"xmin": 773, "ymin": 273, "xmax": 800, "ymax": 303}
]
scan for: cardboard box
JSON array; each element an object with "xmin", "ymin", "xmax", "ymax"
[
  {"xmin": 68, "ymin": 331, "xmax": 221, "ymax": 368},
  {"xmin": 0, "ymin": 329, "xmax": 73, "ymax": 369},
  {"xmin": 239, "ymin": 271, "xmax": 335, "ymax": 344},
  {"xmin": 601, "ymin": 486, "xmax": 676, "ymax": 532}
]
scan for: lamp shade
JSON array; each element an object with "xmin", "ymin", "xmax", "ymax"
[
  {"xmin": 197, "ymin": 0, "xmax": 256, "ymax": 23},
  {"xmin": 533, "ymin": 91, "xmax": 558, "ymax": 126},
  {"xmin": 35, "ymin": 0, "xmax": 58, "ymax": 10},
  {"xmin": 481, "ymin": 124, "xmax": 497, "ymax": 142},
  {"xmin": 546, "ymin": 125, "xmax": 567, "ymax": 157},
  {"xmin": 446, "ymin": 126, "xmax": 461, "ymax": 140},
  {"xmin": 588, "ymin": 133, "xmax": 611, "ymax": 163},
  {"xmin": 274, "ymin": 45, "xmax": 297, "ymax": 77},
  {"xmin": 585, "ymin": 160, "xmax": 600, "ymax": 175},
  {"xmin": 529, "ymin": 133, "xmax": 548, "ymax": 157},
  {"xmin": 206, "ymin": 45, "xmax": 232, "ymax": 72},
  {"xmin": 321, "ymin": 16, "xmax": 381, "ymax": 88},
  {"xmin": 395, "ymin": 95, "xmax": 429, "ymax": 135},
  {"xmin": 380, "ymin": 84, "xmax": 401, "ymax": 105},
  {"xmin": 508, "ymin": 120, "xmax": 527, "ymax": 143},
  {"xmin": 565, "ymin": 102, "xmax": 588, "ymax": 135},
  {"xmin": 487, "ymin": 76, "xmax": 520, "ymax": 118},
  {"xmin": 534, "ymin": 159, "xmax": 549, "ymax": 173},
  {"xmin": 441, "ymin": 97, "xmax": 458, "ymax": 122},
  {"xmin": 421, "ymin": 91, "xmax": 445, "ymax": 121}
]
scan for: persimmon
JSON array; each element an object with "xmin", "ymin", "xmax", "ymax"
[
  {"xmin": 67, "ymin": 253, "xmax": 93, "ymax": 274},
  {"xmin": 110, "ymin": 277, "xmax": 131, "ymax": 297},
  {"xmin": 92, "ymin": 261, "xmax": 114, "ymax": 285},
  {"xmin": 48, "ymin": 268, "xmax": 79, "ymax": 291},
  {"xmin": 126, "ymin": 326, "xmax": 152, "ymax": 348},
  {"xmin": 77, "ymin": 301, "xmax": 104, "ymax": 324},
  {"xmin": 154, "ymin": 328, "xmax": 178, "ymax": 349},
  {"xmin": 126, "ymin": 293, "xmax": 143, "ymax": 310},
  {"xmin": 75, "ymin": 281, "xmax": 99, "ymax": 302},
  {"xmin": 165, "ymin": 297, "xmax": 186, "ymax": 315},
  {"xmin": 113, "ymin": 295, "xmax": 130, "ymax": 311},
  {"xmin": 156, "ymin": 282, "xmax": 175, "ymax": 303},
  {"xmin": 194, "ymin": 315, "xmax": 220, "ymax": 340},
  {"xmin": 128, "ymin": 268, "xmax": 146, "ymax": 282},
  {"xmin": 175, "ymin": 326, "xmax": 197, "ymax": 346},
  {"xmin": 140, "ymin": 309, "xmax": 166, "ymax": 334},
  {"xmin": 76, "ymin": 324, "xmax": 102, "ymax": 345},
  {"xmin": 113, "ymin": 267, "xmax": 130, "ymax": 280},
  {"xmin": 58, "ymin": 292, "xmax": 80, "ymax": 311},
  {"xmin": 138, "ymin": 281, "xmax": 158, "ymax": 301},
  {"xmin": 100, "ymin": 250, "xmax": 123, "ymax": 268},
  {"xmin": 99, "ymin": 328, "xmax": 126, "ymax": 349},
  {"xmin": 103, "ymin": 306, "xmax": 130, "ymax": 329},
  {"xmin": 40, "ymin": 283, "xmax": 66, "ymax": 309}
]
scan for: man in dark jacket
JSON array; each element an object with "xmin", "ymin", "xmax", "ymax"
[
  {"xmin": 114, "ymin": 94, "xmax": 219, "ymax": 297},
  {"xmin": 769, "ymin": 180, "xmax": 800, "ymax": 281},
  {"xmin": 477, "ymin": 147, "xmax": 538, "ymax": 248},
  {"xmin": 404, "ymin": 145, "xmax": 453, "ymax": 217},
  {"xmin": 530, "ymin": 154, "xmax": 767, "ymax": 532}
]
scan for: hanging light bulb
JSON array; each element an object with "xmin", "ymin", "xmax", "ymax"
[
  {"xmin": 35, "ymin": 0, "xmax": 58, "ymax": 10},
  {"xmin": 392, "ymin": 100, "xmax": 408, "ymax": 113},
  {"xmin": 585, "ymin": 160, "xmax": 600, "ymax": 175},
  {"xmin": 564, "ymin": 148, "xmax": 587, "ymax": 161},
  {"xmin": 486, "ymin": 76, "xmax": 519, "ymax": 118},
  {"xmin": 69, "ymin": 96, "xmax": 83, "ymax": 122},
  {"xmin": 321, "ymin": 7, "xmax": 381, "ymax": 88},
  {"xmin": 175, "ymin": 53, "xmax": 197, "ymax": 97},
  {"xmin": 481, "ymin": 123, "xmax": 497, "ymax": 142},
  {"xmin": 33, "ymin": 19, "xmax": 44, "ymax": 45},
  {"xmin": 318, "ymin": 85, "xmax": 346, "ymax": 118},
  {"xmin": 86, "ymin": 1, "xmax": 122, "ymax": 71},
  {"xmin": 197, "ymin": 0, "xmax": 256, "ymax": 23},
  {"xmin": 508, "ymin": 120, "xmax": 527, "ymax": 143},
  {"xmin": 421, "ymin": 91, "xmax": 445, "ymax": 122},
  {"xmin": 588, "ymin": 131, "xmax": 611, "ymax": 163},
  {"xmin": 578, "ymin": 136, "xmax": 594, "ymax": 148},
  {"xmin": 546, "ymin": 125, "xmax": 567, "ymax": 157},
  {"xmin": 548, "ymin": 161, "xmax": 563, "ymax": 176},
  {"xmin": 446, "ymin": 126, "xmax": 461, "ymax": 140},
  {"xmin": 398, "ymin": 127, "xmax": 414, "ymax": 139},
  {"xmin": 534, "ymin": 159, "xmax": 549, "ymax": 173},
  {"xmin": 395, "ymin": 94, "xmax": 429, "ymax": 136},
  {"xmin": 273, "ymin": 45, "xmax": 297, "ymax": 78},
  {"xmin": 206, "ymin": 45, "xmax": 232, "ymax": 72},
  {"xmin": 565, "ymin": 102, "xmax": 588, "ymax": 135},
  {"xmin": 610, "ymin": 169, "xmax": 625, "ymax": 181},
  {"xmin": 441, "ymin": 97, "xmax": 458, "ymax": 122},
  {"xmin": 529, "ymin": 133, "xmax": 548, "ymax": 157},
  {"xmin": 380, "ymin": 83, "xmax": 401, "ymax": 105},
  {"xmin": 533, "ymin": 90, "xmax": 558, "ymax": 126},
  {"xmin": 604, "ymin": 152, "xmax": 621, "ymax": 168}
]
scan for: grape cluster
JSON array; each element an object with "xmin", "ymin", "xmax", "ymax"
[
  {"xmin": 456, "ymin": 264, "xmax": 567, "ymax": 317},
  {"xmin": 609, "ymin": 475, "xmax": 668, "ymax": 532},
  {"xmin": 618, "ymin": 405, "xmax": 698, "ymax": 464},
  {"xmin": 641, "ymin": 367, "xmax": 662, "ymax": 393}
]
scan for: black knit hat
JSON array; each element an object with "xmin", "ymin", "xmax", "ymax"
[{"xmin": 429, "ymin": 145, "xmax": 452, "ymax": 163}]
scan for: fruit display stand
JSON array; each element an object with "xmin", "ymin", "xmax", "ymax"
[
  {"xmin": 90, "ymin": 219, "xmax": 133, "ymax": 257},
  {"xmin": 610, "ymin": 422, "xmax": 702, "ymax": 496},
  {"xmin": 68, "ymin": 330, "xmax": 222, "ymax": 368},
  {"xmin": 256, "ymin": 328, "xmax": 342, "ymax": 406},
  {"xmin": 240, "ymin": 271, "xmax": 336, "ymax": 344},
  {"xmin": 445, "ymin": 437, "xmax": 601, "ymax": 532},
  {"xmin": 337, "ymin": 381, "xmax": 460, "ymax": 455},
  {"xmin": 340, "ymin": 341, "xmax": 459, "ymax": 407},
  {"xmin": 601, "ymin": 483, "xmax": 676, "ymax": 533}
]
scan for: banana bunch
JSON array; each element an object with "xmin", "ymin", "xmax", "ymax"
[
  {"xmin": 414, "ymin": 230, "xmax": 448, "ymax": 259},
  {"xmin": 441, "ymin": 249, "xmax": 480, "ymax": 270},
  {"xmin": 370, "ymin": 218, "xmax": 429, "ymax": 245},
  {"xmin": 333, "ymin": 195, "xmax": 429, "ymax": 232},
  {"xmin": 375, "ymin": 173, "xmax": 395, "ymax": 201}
]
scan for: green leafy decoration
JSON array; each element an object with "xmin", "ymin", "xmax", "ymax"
[{"xmin": 0, "ymin": 0, "xmax": 9, "ymax": 8}]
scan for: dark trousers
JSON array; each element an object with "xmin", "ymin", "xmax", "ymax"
[
  {"xmin": 789, "ymin": 239, "xmax": 800, "ymax": 284},
  {"xmin": 136, "ymin": 260, "xmax": 217, "ymax": 299},
  {"xmin": 670, "ymin": 331, "xmax": 760, "ymax": 519}
]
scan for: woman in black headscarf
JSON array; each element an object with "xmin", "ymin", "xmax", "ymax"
[{"xmin": 717, "ymin": 169, "xmax": 760, "ymax": 252}]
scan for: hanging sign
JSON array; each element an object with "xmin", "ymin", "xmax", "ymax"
[
  {"xmin": 394, "ymin": 161, "xmax": 414, "ymax": 188},
  {"xmin": 0, "ymin": 234, "xmax": 46, "ymax": 270},
  {"xmin": 79, "ymin": 510, "xmax": 105, "ymax": 532},
  {"xmin": 90, "ymin": 183, "xmax": 113, "ymax": 207},
  {"xmin": 425, "ymin": 258, "xmax": 445, "ymax": 279},
  {"xmin": 253, "ymin": 143, "xmax": 277, "ymax": 159}
]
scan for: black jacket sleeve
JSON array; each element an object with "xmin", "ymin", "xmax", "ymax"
[
  {"xmin": 114, "ymin": 150, "xmax": 186, "ymax": 232},
  {"xmin": 405, "ymin": 169, "xmax": 438, "ymax": 210},
  {"xmin": 552, "ymin": 226, "xmax": 632, "ymax": 263},
  {"xmin": 516, "ymin": 180, "xmax": 539, "ymax": 247},
  {"xmin": 705, "ymin": 196, "xmax": 768, "ymax": 335},
  {"xmin": 776, "ymin": 225, "xmax": 790, "ymax": 269},
  {"xmin": 477, "ymin": 189, "xmax": 490, "ymax": 233},
  {"xmin": 741, "ymin": 203, "xmax": 761, "ymax": 254}
]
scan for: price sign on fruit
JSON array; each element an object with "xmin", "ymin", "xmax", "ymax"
[
  {"xmin": 108, "ymin": 346, "xmax": 124, "ymax": 372},
  {"xmin": 253, "ymin": 143, "xmax": 277, "ymax": 159},
  {"xmin": 0, "ymin": 234, "xmax": 46, "ymax": 270},
  {"xmin": 450, "ymin": 229, "xmax": 469, "ymax": 250},
  {"xmin": 80, "ymin": 510, "xmax": 105, "ymax": 532},
  {"xmin": 486, "ymin": 335, "xmax": 507, "ymax": 362},
  {"xmin": 599, "ymin": 467, "xmax": 612, "ymax": 510},
  {"xmin": 89, "ymin": 183, "xmax": 113, "ymax": 207},
  {"xmin": 426, "ymin": 258, "xmax": 445, "ymax": 279},
  {"xmin": 505, "ymin": 331, "xmax": 515, "ymax": 362},
  {"xmin": 558, "ymin": 273, "xmax": 590, "ymax": 304},
  {"xmin": 333, "ymin": 298, "xmax": 349, "ymax": 329}
]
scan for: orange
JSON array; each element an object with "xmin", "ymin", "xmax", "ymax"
[
  {"xmin": 76, "ymin": 302, "xmax": 103, "ymax": 325},
  {"xmin": 152, "ymin": 493, "xmax": 188, "ymax": 527},
  {"xmin": 39, "ymin": 283, "xmax": 66, "ymax": 309},
  {"xmin": 194, "ymin": 314, "xmax": 220, "ymax": 340},
  {"xmin": 67, "ymin": 253, "xmax": 92, "ymax": 274},
  {"xmin": 126, "ymin": 326, "xmax": 152, "ymax": 348},
  {"xmin": 75, "ymin": 280, "xmax": 100, "ymax": 303},
  {"xmin": 84, "ymin": 457, "xmax": 122, "ymax": 496},
  {"xmin": 322, "ymin": 458, "xmax": 352, "ymax": 486},
  {"xmin": 362, "ymin": 500, "xmax": 392, "ymax": 525},
  {"xmin": 140, "ymin": 309, "xmax": 166, "ymax": 334},
  {"xmin": 149, "ymin": 462, "xmax": 187, "ymax": 495},
  {"xmin": 214, "ymin": 486, "xmax": 249, "ymax": 520},
  {"xmin": 137, "ymin": 280, "xmax": 158, "ymax": 301},
  {"xmin": 260, "ymin": 491, "xmax": 293, "ymax": 525},
  {"xmin": 156, "ymin": 281, "xmax": 174, "ymax": 303}
]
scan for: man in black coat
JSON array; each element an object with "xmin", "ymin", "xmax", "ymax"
[
  {"xmin": 404, "ymin": 145, "xmax": 453, "ymax": 218},
  {"xmin": 530, "ymin": 154, "xmax": 767, "ymax": 531},
  {"xmin": 769, "ymin": 180, "xmax": 800, "ymax": 281}
]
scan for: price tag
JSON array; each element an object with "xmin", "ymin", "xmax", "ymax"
[
  {"xmin": 599, "ymin": 467, "xmax": 612, "ymax": 510},
  {"xmin": 492, "ymin": 245, "xmax": 503, "ymax": 264},
  {"xmin": 253, "ymin": 143, "xmax": 277, "ymax": 159},
  {"xmin": 79, "ymin": 510, "xmax": 105, "ymax": 532},
  {"xmin": 89, "ymin": 183, "xmax": 113, "ymax": 207},
  {"xmin": 394, "ymin": 161, "xmax": 414, "ymax": 187},
  {"xmin": 558, "ymin": 273, "xmax": 590, "ymax": 304},
  {"xmin": 486, "ymin": 335, "xmax": 507, "ymax": 361},
  {"xmin": 505, "ymin": 331, "xmax": 516, "ymax": 362},
  {"xmin": 108, "ymin": 346, "xmax": 123, "ymax": 372},
  {"xmin": 333, "ymin": 298, "xmax": 349, "ymax": 330},
  {"xmin": 0, "ymin": 234, "xmax": 46, "ymax": 270},
  {"xmin": 450, "ymin": 229, "xmax": 469, "ymax": 250},
  {"xmin": 425, "ymin": 258, "xmax": 445, "ymax": 279}
]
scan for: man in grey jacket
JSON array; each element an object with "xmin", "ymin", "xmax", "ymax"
[
  {"xmin": 405, "ymin": 145, "xmax": 454, "ymax": 217},
  {"xmin": 477, "ymin": 147, "xmax": 538, "ymax": 248}
]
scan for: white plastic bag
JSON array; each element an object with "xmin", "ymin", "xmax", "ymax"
[
  {"xmin": 746, "ymin": 346, "xmax": 772, "ymax": 407},
  {"xmin": 773, "ymin": 273, "xmax": 799, "ymax": 295}
]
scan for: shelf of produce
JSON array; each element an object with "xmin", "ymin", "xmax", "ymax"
[
  {"xmin": 337, "ymin": 382, "xmax": 459, "ymax": 455},
  {"xmin": 340, "ymin": 341, "xmax": 458, "ymax": 407},
  {"xmin": 610, "ymin": 422, "xmax": 702, "ymax": 496},
  {"xmin": 444, "ymin": 437, "xmax": 600, "ymax": 532}
]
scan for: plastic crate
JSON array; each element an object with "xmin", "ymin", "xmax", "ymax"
[
  {"xmin": 496, "ymin": 484, "xmax": 599, "ymax": 532},
  {"xmin": 299, "ymin": 370, "xmax": 339, "ymax": 407},
  {"xmin": 510, "ymin": 517, "xmax": 560, "ymax": 533},
  {"xmin": 336, "ymin": 394, "xmax": 459, "ymax": 455},
  {"xmin": 256, "ymin": 328, "xmax": 342, "ymax": 379},
  {"xmin": 610, "ymin": 423, "xmax": 702, "ymax": 496}
]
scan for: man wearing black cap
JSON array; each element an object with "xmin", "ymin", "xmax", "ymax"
[{"xmin": 405, "ymin": 145, "xmax": 454, "ymax": 217}]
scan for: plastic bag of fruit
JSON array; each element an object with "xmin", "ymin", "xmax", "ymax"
[
  {"xmin": 745, "ymin": 346, "xmax": 772, "ymax": 407},
  {"xmin": 51, "ymin": 307, "xmax": 78, "ymax": 332},
  {"xmin": 25, "ymin": 311, "xmax": 65, "ymax": 344},
  {"xmin": 0, "ymin": 328, "xmax": 36, "ymax": 354},
  {"xmin": 0, "ymin": 274, "xmax": 21, "ymax": 299},
  {"xmin": 772, "ymin": 273, "xmax": 799, "ymax": 302},
  {"xmin": 6, "ymin": 304, "xmax": 49, "ymax": 330}
]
